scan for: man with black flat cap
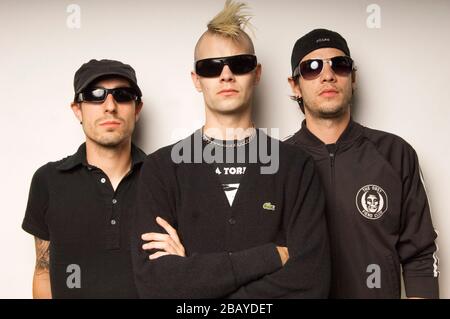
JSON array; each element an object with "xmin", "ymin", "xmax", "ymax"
[
  {"xmin": 286, "ymin": 28, "xmax": 439, "ymax": 298},
  {"xmin": 22, "ymin": 59, "xmax": 145, "ymax": 298}
]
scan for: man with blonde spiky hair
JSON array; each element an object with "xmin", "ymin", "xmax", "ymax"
[
  {"xmin": 194, "ymin": 0, "xmax": 255, "ymax": 58},
  {"xmin": 131, "ymin": 0, "xmax": 330, "ymax": 298}
]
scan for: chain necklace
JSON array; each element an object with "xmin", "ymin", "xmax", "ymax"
[{"xmin": 202, "ymin": 127, "xmax": 257, "ymax": 148}]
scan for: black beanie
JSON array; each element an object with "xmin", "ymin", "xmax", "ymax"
[{"xmin": 291, "ymin": 28, "xmax": 350, "ymax": 76}]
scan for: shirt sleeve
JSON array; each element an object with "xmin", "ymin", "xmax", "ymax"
[
  {"xmin": 22, "ymin": 165, "xmax": 50, "ymax": 240},
  {"xmin": 131, "ymin": 152, "xmax": 282, "ymax": 299},
  {"xmin": 226, "ymin": 155, "xmax": 331, "ymax": 298},
  {"xmin": 399, "ymin": 147, "xmax": 439, "ymax": 298}
]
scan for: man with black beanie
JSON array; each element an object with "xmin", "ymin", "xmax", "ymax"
[{"xmin": 286, "ymin": 28, "xmax": 439, "ymax": 298}]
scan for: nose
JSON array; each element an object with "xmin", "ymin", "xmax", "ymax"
[
  {"xmin": 320, "ymin": 61, "xmax": 337, "ymax": 83},
  {"xmin": 220, "ymin": 64, "xmax": 235, "ymax": 82},
  {"xmin": 103, "ymin": 92, "xmax": 118, "ymax": 113}
]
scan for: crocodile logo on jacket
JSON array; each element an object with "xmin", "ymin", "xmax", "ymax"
[{"xmin": 356, "ymin": 184, "xmax": 388, "ymax": 219}]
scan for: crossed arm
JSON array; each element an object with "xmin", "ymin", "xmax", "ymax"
[
  {"xmin": 141, "ymin": 217, "xmax": 289, "ymax": 265},
  {"xmin": 134, "ymin": 214, "xmax": 290, "ymax": 298},
  {"xmin": 132, "ymin": 153, "xmax": 326, "ymax": 298}
]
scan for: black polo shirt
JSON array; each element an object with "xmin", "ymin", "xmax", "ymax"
[{"xmin": 22, "ymin": 143, "xmax": 146, "ymax": 298}]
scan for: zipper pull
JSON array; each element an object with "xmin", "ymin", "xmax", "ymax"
[
  {"xmin": 329, "ymin": 152, "xmax": 335, "ymax": 167},
  {"xmin": 326, "ymin": 143, "xmax": 337, "ymax": 167}
]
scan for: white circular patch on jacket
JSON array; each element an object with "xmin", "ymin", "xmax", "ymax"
[{"xmin": 355, "ymin": 184, "xmax": 388, "ymax": 220}]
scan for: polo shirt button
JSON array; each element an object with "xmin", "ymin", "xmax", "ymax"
[
  {"xmin": 228, "ymin": 218, "xmax": 236, "ymax": 225},
  {"xmin": 111, "ymin": 219, "xmax": 117, "ymax": 225},
  {"xmin": 112, "ymin": 199, "xmax": 117, "ymax": 204},
  {"xmin": 100, "ymin": 178, "xmax": 106, "ymax": 183}
]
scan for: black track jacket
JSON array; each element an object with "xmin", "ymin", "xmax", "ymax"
[{"xmin": 286, "ymin": 119, "xmax": 439, "ymax": 298}]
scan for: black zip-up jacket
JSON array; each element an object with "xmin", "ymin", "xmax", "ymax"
[
  {"xmin": 131, "ymin": 129, "xmax": 330, "ymax": 298},
  {"xmin": 286, "ymin": 119, "xmax": 439, "ymax": 298}
]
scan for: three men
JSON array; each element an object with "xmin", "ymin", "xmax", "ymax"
[
  {"xmin": 131, "ymin": 1, "xmax": 330, "ymax": 298},
  {"xmin": 22, "ymin": 59, "xmax": 145, "ymax": 298},
  {"xmin": 22, "ymin": 5, "xmax": 439, "ymax": 300},
  {"xmin": 286, "ymin": 28, "xmax": 439, "ymax": 298}
]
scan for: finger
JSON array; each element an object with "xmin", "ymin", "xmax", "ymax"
[
  {"xmin": 156, "ymin": 217, "xmax": 182, "ymax": 246},
  {"xmin": 141, "ymin": 232, "xmax": 170, "ymax": 241},
  {"xmin": 153, "ymin": 217, "xmax": 186, "ymax": 257},
  {"xmin": 149, "ymin": 251, "xmax": 170, "ymax": 260},
  {"xmin": 142, "ymin": 241, "xmax": 177, "ymax": 254},
  {"xmin": 155, "ymin": 217, "xmax": 185, "ymax": 256},
  {"xmin": 141, "ymin": 232, "xmax": 184, "ymax": 256}
]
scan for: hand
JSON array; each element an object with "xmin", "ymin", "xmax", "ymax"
[
  {"xmin": 276, "ymin": 246, "xmax": 289, "ymax": 266},
  {"xmin": 141, "ymin": 217, "xmax": 186, "ymax": 260}
]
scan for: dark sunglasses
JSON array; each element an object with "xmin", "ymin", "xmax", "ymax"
[
  {"xmin": 76, "ymin": 87, "xmax": 139, "ymax": 103},
  {"xmin": 195, "ymin": 54, "xmax": 257, "ymax": 78},
  {"xmin": 293, "ymin": 56, "xmax": 354, "ymax": 80}
]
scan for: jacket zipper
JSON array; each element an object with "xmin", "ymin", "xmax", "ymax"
[
  {"xmin": 327, "ymin": 144, "xmax": 337, "ymax": 186},
  {"xmin": 326, "ymin": 144, "xmax": 338, "ymax": 295},
  {"xmin": 330, "ymin": 152, "xmax": 335, "ymax": 183}
]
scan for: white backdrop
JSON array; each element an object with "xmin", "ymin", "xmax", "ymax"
[{"xmin": 0, "ymin": 0, "xmax": 448, "ymax": 298}]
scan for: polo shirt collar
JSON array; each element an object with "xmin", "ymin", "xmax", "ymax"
[{"xmin": 57, "ymin": 142, "xmax": 146, "ymax": 171}]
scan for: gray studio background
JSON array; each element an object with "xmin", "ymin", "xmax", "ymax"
[{"xmin": 0, "ymin": 0, "xmax": 448, "ymax": 298}]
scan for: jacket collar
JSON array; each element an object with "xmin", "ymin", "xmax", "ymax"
[
  {"xmin": 291, "ymin": 117, "xmax": 364, "ymax": 149},
  {"xmin": 57, "ymin": 142, "xmax": 146, "ymax": 171}
]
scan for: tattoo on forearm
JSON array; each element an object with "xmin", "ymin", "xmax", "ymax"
[{"xmin": 35, "ymin": 238, "xmax": 50, "ymax": 273}]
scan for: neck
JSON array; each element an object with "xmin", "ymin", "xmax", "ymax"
[
  {"xmin": 304, "ymin": 111, "xmax": 351, "ymax": 144},
  {"xmin": 85, "ymin": 138, "xmax": 132, "ymax": 189},
  {"xmin": 204, "ymin": 107, "xmax": 254, "ymax": 140}
]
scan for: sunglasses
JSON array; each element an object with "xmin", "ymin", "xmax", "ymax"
[
  {"xmin": 76, "ymin": 87, "xmax": 139, "ymax": 103},
  {"xmin": 195, "ymin": 54, "xmax": 257, "ymax": 78},
  {"xmin": 293, "ymin": 56, "xmax": 354, "ymax": 80}
]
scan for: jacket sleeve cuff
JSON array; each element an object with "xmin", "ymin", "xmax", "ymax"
[
  {"xmin": 404, "ymin": 276, "xmax": 439, "ymax": 299},
  {"xmin": 227, "ymin": 243, "xmax": 282, "ymax": 288}
]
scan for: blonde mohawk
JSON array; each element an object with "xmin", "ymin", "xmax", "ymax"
[{"xmin": 207, "ymin": 0, "xmax": 253, "ymax": 38}]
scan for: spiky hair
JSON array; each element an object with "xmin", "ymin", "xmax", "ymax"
[{"xmin": 207, "ymin": 0, "xmax": 253, "ymax": 38}]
